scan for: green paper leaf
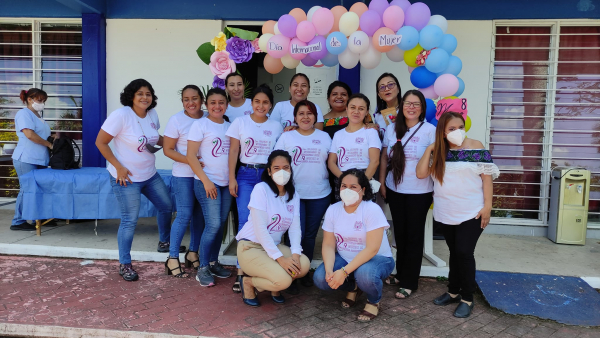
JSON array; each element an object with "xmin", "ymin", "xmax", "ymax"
[
  {"xmin": 226, "ymin": 27, "xmax": 259, "ymax": 41},
  {"xmin": 196, "ymin": 42, "xmax": 215, "ymax": 65}
]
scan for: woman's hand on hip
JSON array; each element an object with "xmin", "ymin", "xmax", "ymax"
[
  {"xmin": 203, "ymin": 180, "xmax": 218, "ymax": 199},
  {"xmin": 116, "ymin": 166, "xmax": 133, "ymax": 186},
  {"xmin": 476, "ymin": 205, "xmax": 492, "ymax": 229}
]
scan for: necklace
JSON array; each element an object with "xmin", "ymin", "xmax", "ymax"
[{"xmin": 134, "ymin": 111, "xmax": 155, "ymax": 137}]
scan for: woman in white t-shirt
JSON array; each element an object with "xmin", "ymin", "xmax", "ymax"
[
  {"xmin": 373, "ymin": 72, "xmax": 402, "ymax": 140},
  {"xmin": 96, "ymin": 79, "xmax": 173, "ymax": 282},
  {"xmin": 327, "ymin": 94, "xmax": 381, "ymax": 201},
  {"xmin": 274, "ymin": 100, "xmax": 331, "ymax": 288},
  {"xmin": 226, "ymin": 84, "xmax": 283, "ymax": 293},
  {"xmin": 379, "ymin": 90, "xmax": 436, "ymax": 299},
  {"xmin": 416, "ymin": 112, "xmax": 498, "ymax": 319},
  {"xmin": 224, "ymin": 73, "xmax": 253, "ymax": 123},
  {"xmin": 186, "ymin": 88, "xmax": 233, "ymax": 287},
  {"xmin": 162, "ymin": 85, "xmax": 205, "ymax": 278},
  {"xmin": 236, "ymin": 150, "xmax": 310, "ymax": 307},
  {"xmin": 270, "ymin": 73, "xmax": 324, "ymax": 131},
  {"xmin": 313, "ymin": 169, "xmax": 394, "ymax": 322}
]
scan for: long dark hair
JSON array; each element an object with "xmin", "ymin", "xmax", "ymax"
[
  {"xmin": 327, "ymin": 81, "xmax": 352, "ymax": 111},
  {"xmin": 262, "ymin": 150, "xmax": 295, "ymax": 202},
  {"xmin": 388, "ymin": 90, "xmax": 427, "ymax": 186},
  {"xmin": 338, "ymin": 169, "xmax": 374, "ymax": 201},
  {"xmin": 375, "ymin": 72, "xmax": 402, "ymax": 114},
  {"xmin": 430, "ymin": 112, "xmax": 465, "ymax": 185}
]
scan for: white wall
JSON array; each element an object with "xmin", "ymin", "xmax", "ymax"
[
  {"xmin": 106, "ymin": 19, "xmax": 221, "ymax": 169},
  {"xmin": 360, "ymin": 20, "xmax": 493, "ymax": 144}
]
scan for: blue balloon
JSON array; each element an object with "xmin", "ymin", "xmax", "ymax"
[
  {"xmin": 397, "ymin": 26, "xmax": 419, "ymax": 51},
  {"xmin": 425, "ymin": 49, "xmax": 449, "ymax": 73},
  {"xmin": 320, "ymin": 52, "xmax": 339, "ymax": 67},
  {"xmin": 326, "ymin": 32, "xmax": 348, "ymax": 55},
  {"xmin": 439, "ymin": 34, "xmax": 457, "ymax": 54},
  {"xmin": 410, "ymin": 67, "xmax": 437, "ymax": 89},
  {"xmin": 437, "ymin": 56, "xmax": 462, "ymax": 76},
  {"xmin": 419, "ymin": 25, "xmax": 444, "ymax": 50},
  {"xmin": 429, "ymin": 117, "xmax": 438, "ymax": 126},
  {"xmin": 454, "ymin": 77, "xmax": 465, "ymax": 97},
  {"xmin": 425, "ymin": 98, "xmax": 436, "ymax": 122}
]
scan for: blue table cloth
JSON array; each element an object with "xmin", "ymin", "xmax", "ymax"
[{"xmin": 20, "ymin": 167, "xmax": 176, "ymax": 220}]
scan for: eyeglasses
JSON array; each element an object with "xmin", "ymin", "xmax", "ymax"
[
  {"xmin": 378, "ymin": 83, "xmax": 396, "ymax": 92},
  {"xmin": 403, "ymin": 102, "xmax": 421, "ymax": 108}
]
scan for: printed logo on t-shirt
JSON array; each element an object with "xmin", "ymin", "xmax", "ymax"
[
  {"xmin": 335, "ymin": 233, "xmax": 346, "ymax": 250},
  {"xmin": 244, "ymin": 137, "xmax": 273, "ymax": 158},
  {"xmin": 411, "ymin": 136, "xmax": 420, "ymax": 143},
  {"xmin": 287, "ymin": 205, "xmax": 294, "ymax": 214},
  {"xmin": 244, "ymin": 137, "xmax": 256, "ymax": 157},
  {"xmin": 244, "ymin": 110, "xmax": 252, "ymax": 115},
  {"xmin": 355, "ymin": 137, "xmax": 364, "ymax": 144},
  {"xmin": 211, "ymin": 137, "xmax": 229, "ymax": 157},
  {"xmin": 137, "ymin": 135, "xmax": 148, "ymax": 152},
  {"xmin": 263, "ymin": 130, "xmax": 272, "ymax": 137},
  {"xmin": 312, "ymin": 139, "xmax": 321, "ymax": 144},
  {"xmin": 292, "ymin": 146, "xmax": 323, "ymax": 166},
  {"xmin": 337, "ymin": 147, "xmax": 348, "ymax": 168},
  {"xmin": 267, "ymin": 214, "xmax": 282, "ymax": 233},
  {"xmin": 150, "ymin": 122, "xmax": 157, "ymax": 130},
  {"xmin": 353, "ymin": 221, "xmax": 363, "ymax": 231},
  {"xmin": 283, "ymin": 120, "xmax": 293, "ymax": 128}
]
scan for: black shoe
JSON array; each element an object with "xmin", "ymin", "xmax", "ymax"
[
  {"xmin": 285, "ymin": 280, "xmax": 300, "ymax": 295},
  {"xmin": 232, "ymin": 275, "xmax": 242, "ymax": 293},
  {"xmin": 454, "ymin": 301, "xmax": 474, "ymax": 318},
  {"xmin": 240, "ymin": 275, "xmax": 260, "ymax": 307},
  {"xmin": 300, "ymin": 273, "xmax": 313, "ymax": 287},
  {"xmin": 433, "ymin": 293, "xmax": 462, "ymax": 306},
  {"xmin": 119, "ymin": 264, "xmax": 139, "ymax": 281},
  {"xmin": 157, "ymin": 241, "xmax": 186, "ymax": 253},
  {"xmin": 209, "ymin": 261, "xmax": 232, "ymax": 278},
  {"xmin": 10, "ymin": 222, "xmax": 36, "ymax": 231},
  {"xmin": 271, "ymin": 292, "xmax": 285, "ymax": 304}
]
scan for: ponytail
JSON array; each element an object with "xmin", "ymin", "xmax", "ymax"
[{"xmin": 20, "ymin": 88, "xmax": 48, "ymax": 104}]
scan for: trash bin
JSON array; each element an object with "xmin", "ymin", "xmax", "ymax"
[{"xmin": 548, "ymin": 167, "xmax": 590, "ymax": 245}]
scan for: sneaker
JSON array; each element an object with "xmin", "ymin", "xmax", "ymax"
[
  {"xmin": 119, "ymin": 264, "xmax": 139, "ymax": 282},
  {"xmin": 10, "ymin": 222, "xmax": 36, "ymax": 231},
  {"xmin": 157, "ymin": 241, "xmax": 186, "ymax": 253},
  {"xmin": 209, "ymin": 261, "xmax": 232, "ymax": 279},
  {"xmin": 196, "ymin": 266, "xmax": 215, "ymax": 287}
]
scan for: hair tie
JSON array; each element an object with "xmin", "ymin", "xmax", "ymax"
[{"xmin": 397, "ymin": 139, "xmax": 402, "ymax": 142}]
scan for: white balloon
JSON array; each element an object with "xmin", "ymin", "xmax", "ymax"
[
  {"xmin": 258, "ymin": 33, "xmax": 274, "ymax": 53},
  {"xmin": 307, "ymin": 6, "xmax": 322, "ymax": 21},
  {"xmin": 274, "ymin": 22, "xmax": 281, "ymax": 35},
  {"xmin": 359, "ymin": 41, "xmax": 382, "ymax": 70},
  {"xmin": 427, "ymin": 15, "xmax": 448, "ymax": 34},
  {"xmin": 281, "ymin": 54, "xmax": 301, "ymax": 69},
  {"xmin": 338, "ymin": 48, "xmax": 360, "ymax": 69},
  {"xmin": 339, "ymin": 12, "xmax": 360, "ymax": 37},
  {"xmin": 348, "ymin": 31, "xmax": 369, "ymax": 54},
  {"xmin": 386, "ymin": 45, "xmax": 404, "ymax": 62}
]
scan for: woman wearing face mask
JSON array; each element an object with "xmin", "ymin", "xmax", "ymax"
[
  {"xmin": 379, "ymin": 90, "xmax": 436, "ymax": 299},
  {"xmin": 274, "ymin": 100, "xmax": 331, "ymax": 288},
  {"xmin": 416, "ymin": 112, "xmax": 498, "ymax": 318},
  {"xmin": 313, "ymin": 169, "xmax": 394, "ymax": 322},
  {"xmin": 328, "ymin": 94, "xmax": 381, "ymax": 201},
  {"xmin": 226, "ymin": 84, "xmax": 284, "ymax": 293},
  {"xmin": 323, "ymin": 81, "xmax": 352, "ymax": 139},
  {"xmin": 270, "ymin": 73, "xmax": 324, "ymax": 131},
  {"xmin": 11, "ymin": 88, "xmax": 52, "ymax": 231},
  {"xmin": 224, "ymin": 73, "xmax": 252, "ymax": 123},
  {"xmin": 374, "ymin": 73, "xmax": 402, "ymax": 140},
  {"xmin": 96, "ymin": 79, "xmax": 175, "ymax": 282},
  {"xmin": 236, "ymin": 150, "xmax": 310, "ymax": 306},
  {"xmin": 187, "ymin": 88, "xmax": 233, "ymax": 286}
]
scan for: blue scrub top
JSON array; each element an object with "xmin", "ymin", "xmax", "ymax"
[{"xmin": 12, "ymin": 107, "xmax": 52, "ymax": 166}]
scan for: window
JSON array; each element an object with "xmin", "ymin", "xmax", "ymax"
[
  {"xmin": 0, "ymin": 19, "xmax": 82, "ymax": 197},
  {"xmin": 489, "ymin": 20, "xmax": 600, "ymax": 226}
]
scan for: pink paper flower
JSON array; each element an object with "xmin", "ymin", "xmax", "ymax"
[
  {"xmin": 209, "ymin": 51, "xmax": 236, "ymax": 79},
  {"xmin": 251, "ymin": 38, "xmax": 262, "ymax": 53}
]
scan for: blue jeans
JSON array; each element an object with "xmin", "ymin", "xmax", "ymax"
[
  {"xmin": 313, "ymin": 253, "xmax": 395, "ymax": 304},
  {"xmin": 300, "ymin": 196, "xmax": 330, "ymax": 261},
  {"xmin": 12, "ymin": 159, "xmax": 45, "ymax": 225},
  {"xmin": 235, "ymin": 165, "xmax": 264, "ymax": 268},
  {"xmin": 110, "ymin": 172, "xmax": 173, "ymax": 264},
  {"xmin": 195, "ymin": 180, "xmax": 233, "ymax": 267},
  {"xmin": 169, "ymin": 177, "xmax": 204, "ymax": 258}
]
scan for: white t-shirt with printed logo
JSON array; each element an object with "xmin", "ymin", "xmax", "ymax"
[
  {"xmin": 225, "ymin": 115, "xmax": 283, "ymax": 165},
  {"xmin": 225, "ymin": 98, "xmax": 253, "ymax": 123},
  {"xmin": 236, "ymin": 182, "xmax": 301, "ymax": 259},
  {"xmin": 101, "ymin": 106, "xmax": 160, "ymax": 182},
  {"xmin": 270, "ymin": 100, "xmax": 324, "ymax": 129},
  {"xmin": 163, "ymin": 110, "xmax": 205, "ymax": 178},
  {"xmin": 329, "ymin": 127, "xmax": 382, "ymax": 171},
  {"xmin": 187, "ymin": 118, "xmax": 231, "ymax": 186},
  {"xmin": 383, "ymin": 121, "xmax": 436, "ymax": 194},
  {"xmin": 322, "ymin": 201, "xmax": 393, "ymax": 263},
  {"xmin": 275, "ymin": 129, "xmax": 332, "ymax": 199}
]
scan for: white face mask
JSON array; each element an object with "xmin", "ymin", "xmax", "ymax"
[
  {"xmin": 447, "ymin": 129, "xmax": 466, "ymax": 146},
  {"xmin": 32, "ymin": 102, "xmax": 45, "ymax": 112},
  {"xmin": 340, "ymin": 188, "xmax": 361, "ymax": 206},
  {"xmin": 272, "ymin": 169, "xmax": 291, "ymax": 186}
]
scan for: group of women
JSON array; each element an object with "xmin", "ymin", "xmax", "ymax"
[{"xmin": 10, "ymin": 69, "xmax": 498, "ymax": 322}]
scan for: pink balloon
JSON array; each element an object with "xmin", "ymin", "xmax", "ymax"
[
  {"xmin": 267, "ymin": 34, "xmax": 290, "ymax": 59},
  {"xmin": 419, "ymin": 84, "xmax": 439, "ymax": 100},
  {"xmin": 312, "ymin": 8, "xmax": 334, "ymax": 36},
  {"xmin": 296, "ymin": 21, "xmax": 316, "ymax": 43},
  {"xmin": 390, "ymin": 0, "xmax": 411, "ymax": 12},
  {"xmin": 302, "ymin": 55, "xmax": 318, "ymax": 67},
  {"xmin": 434, "ymin": 74, "xmax": 460, "ymax": 98},
  {"xmin": 383, "ymin": 5, "xmax": 405, "ymax": 31},
  {"xmin": 408, "ymin": 66, "xmax": 416, "ymax": 74},
  {"xmin": 289, "ymin": 38, "xmax": 307, "ymax": 60},
  {"xmin": 359, "ymin": 10, "xmax": 382, "ymax": 36},
  {"xmin": 278, "ymin": 14, "xmax": 298, "ymax": 38},
  {"xmin": 369, "ymin": 0, "xmax": 389, "ymax": 17},
  {"xmin": 308, "ymin": 35, "xmax": 327, "ymax": 60}
]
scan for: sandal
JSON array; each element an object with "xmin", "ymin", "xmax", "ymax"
[
  {"xmin": 341, "ymin": 287, "xmax": 363, "ymax": 308},
  {"xmin": 358, "ymin": 302, "xmax": 379, "ymax": 322},
  {"xmin": 232, "ymin": 274, "xmax": 243, "ymax": 293},
  {"xmin": 385, "ymin": 275, "xmax": 399, "ymax": 285},
  {"xmin": 395, "ymin": 288, "xmax": 412, "ymax": 299},
  {"xmin": 164, "ymin": 258, "xmax": 188, "ymax": 278},
  {"xmin": 184, "ymin": 250, "xmax": 200, "ymax": 270}
]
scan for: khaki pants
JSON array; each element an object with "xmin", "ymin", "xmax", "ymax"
[{"xmin": 237, "ymin": 240, "xmax": 310, "ymax": 292}]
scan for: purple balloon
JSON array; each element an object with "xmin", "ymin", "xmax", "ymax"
[
  {"xmin": 278, "ymin": 14, "xmax": 298, "ymax": 38},
  {"xmin": 390, "ymin": 0, "xmax": 411, "ymax": 12},
  {"xmin": 404, "ymin": 2, "xmax": 431, "ymax": 31},
  {"xmin": 359, "ymin": 10, "xmax": 382, "ymax": 37},
  {"xmin": 301, "ymin": 55, "xmax": 318, "ymax": 67},
  {"xmin": 308, "ymin": 35, "xmax": 327, "ymax": 60},
  {"xmin": 369, "ymin": 0, "xmax": 390, "ymax": 18}
]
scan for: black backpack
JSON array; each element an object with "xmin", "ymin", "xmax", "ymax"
[{"xmin": 48, "ymin": 137, "xmax": 81, "ymax": 170}]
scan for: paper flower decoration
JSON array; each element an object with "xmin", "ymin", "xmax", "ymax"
[
  {"xmin": 209, "ymin": 51, "xmax": 236, "ymax": 79},
  {"xmin": 210, "ymin": 32, "xmax": 227, "ymax": 52}
]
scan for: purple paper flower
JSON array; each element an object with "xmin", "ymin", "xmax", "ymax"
[
  {"xmin": 212, "ymin": 75, "xmax": 225, "ymax": 90},
  {"xmin": 226, "ymin": 36, "xmax": 255, "ymax": 63}
]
